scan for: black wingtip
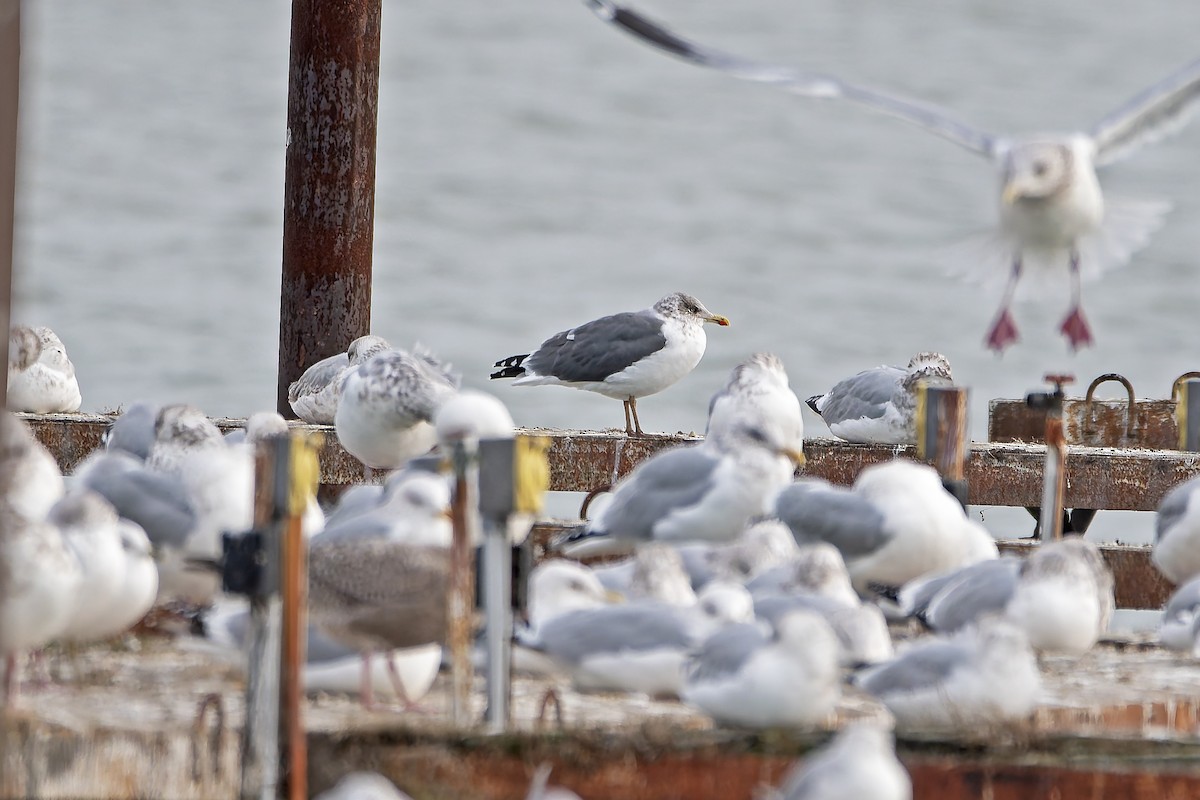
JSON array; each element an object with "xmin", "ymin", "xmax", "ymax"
[
  {"xmin": 490, "ymin": 353, "xmax": 530, "ymax": 380},
  {"xmin": 804, "ymin": 395, "xmax": 823, "ymax": 415}
]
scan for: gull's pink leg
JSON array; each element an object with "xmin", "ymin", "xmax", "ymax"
[
  {"xmin": 622, "ymin": 400, "xmax": 634, "ymax": 437},
  {"xmin": 984, "ymin": 257, "xmax": 1022, "ymax": 352},
  {"xmin": 359, "ymin": 652, "xmax": 375, "ymax": 710},
  {"xmin": 1059, "ymin": 250, "xmax": 1094, "ymax": 351},
  {"xmin": 4, "ymin": 653, "xmax": 17, "ymax": 705},
  {"xmin": 629, "ymin": 397, "xmax": 645, "ymax": 436}
]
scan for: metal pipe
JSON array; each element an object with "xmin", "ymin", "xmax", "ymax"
[
  {"xmin": 1177, "ymin": 378, "xmax": 1200, "ymax": 452},
  {"xmin": 277, "ymin": 0, "xmax": 382, "ymax": 416},
  {"xmin": 1028, "ymin": 374, "xmax": 1072, "ymax": 541},
  {"xmin": 915, "ymin": 385, "xmax": 969, "ymax": 509},
  {"xmin": 0, "ymin": 0, "xmax": 18, "ymax": 402},
  {"xmin": 481, "ymin": 520, "xmax": 511, "ymax": 733},
  {"xmin": 447, "ymin": 441, "xmax": 479, "ymax": 726}
]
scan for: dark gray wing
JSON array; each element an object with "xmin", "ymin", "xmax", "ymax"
[
  {"xmin": 1090, "ymin": 57, "xmax": 1200, "ymax": 167},
  {"xmin": 924, "ymin": 558, "xmax": 1020, "ymax": 632},
  {"xmin": 812, "ymin": 366, "xmax": 904, "ymax": 424},
  {"xmin": 856, "ymin": 640, "xmax": 970, "ymax": 696},
  {"xmin": 584, "ymin": 0, "xmax": 1000, "ymax": 158},
  {"xmin": 526, "ymin": 309, "xmax": 666, "ymax": 383},
  {"xmin": 591, "ymin": 445, "xmax": 719, "ymax": 540},
  {"xmin": 684, "ymin": 622, "xmax": 767, "ymax": 684},
  {"xmin": 1164, "ymin": 576, "xmax": 1200, "ymax": 619},
  {"xmin": 532, "ymin": 604, "xmax": 693, "ymax": 665},
  {"xmin": 773, "ymin": 481, "xmax": 890, "ymax": 558},
  {"xmin": 1156, "ymin": 477, "xmax": 1200, "ymax": 543},
  {"xmin": 104, "ymin": 401, "xmax": 159, "ymax": 460},
  {"xmin": 80, "ymin": 454, "xmax": 196, "ymax": 550}
]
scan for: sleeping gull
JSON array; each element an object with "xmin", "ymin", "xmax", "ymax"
[
  {"xmin": 317, "ymin": 470, "xmax": 452, "ymax": 546},
  {"xmin": 102, "ymin": 401, "xmax": 160, "ymax": 461},
  {"xmin": 490, "ymin": 291, "xmax": 729, "ymax": 435},
  {"xmin": 773, "ymin": 464, "xmax": 997, "ymax": 591},
  {"xmin": 855, "ymin": 620, "xmax": 1040, "ymax": 732},
  {"xmin": 314, "ymin": 772, "xmax": 413, "ymax": 800},
  {"xmin": 765, "ymin": 724, "xmax": 912, "ymax": 800},
  {"xmin": 308, "ymin": 539, "xmax": 451, "ymax": 709},
  {"xmin": 806, "ymin": 353, "xmax": 953, "ymax": 444},
  {"xmin": 681, "ymin": 606, "xmax": 841, "ymax": 728},
  {"xmin": 1152, "ymin": 475, "xmax": 1200, "ymax": 585},
  {"xmin": 913, "ymin": 538, "xmax": 1113, "ymax": 656},
  {"xmin": 7, "ymin": 325, "xmax": 82, "ymax": 413},
  {"xmin": 756, "ymin": 592, "xmax": 894, "ymax": 667},
  {"xmin": 288, "ymin": 335, "xmax": 393, "ymax": 425},
  {"xmin": 335, "ymin": 346, "xmax": 460, "ymax": 471},
  {"xmin": 583, "ymin": 0, "xmax": 1200, "ymax": 351},
  {"xmin": 0, "ymin": 410, "xmax": 64, "ymax": 521}
]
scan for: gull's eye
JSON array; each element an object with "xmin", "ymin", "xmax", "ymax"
[{"xmin": 1032, "ymin": 160, "xmax": 1049, "ymax": 178}]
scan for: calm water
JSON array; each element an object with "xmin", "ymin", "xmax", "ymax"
[{"xmin": 13, "ymin": 1, "xmax": 1200, "ymax": 559}]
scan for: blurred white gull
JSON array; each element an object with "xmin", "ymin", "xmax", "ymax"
[
  {"xmin": 774, "ymin": 463, "xmax": 997, "ymax": 591},
  {"xmin": 1159, "ymin": 576, "xmax": 1200, "ymax": 651},
  {"xmin": 681, "ymin": 606, "xmax": 841, "ymax": 728},
  {"xmin": 560, "ymin": 354, "xmax": 804, "ymax": 555},
  {"xmin": 765, "ymin": 724, "xmax": 912, "ymax": 800},
  {"xmin": 584, "ymin": 0, "xmax": 1200, "ymax": 352},
  {"xmin": 518, "ymin": 580, "xmax": 753, "ymax": 697},
  {"xmin": 806, "ymin": 353, "xmax": 953, "ymax": 444},
  {"xmin": 921, "ymin": 557, "xmax": 1094, "ymax": 647},
  {"xmin": 491, "ymin": 292, "xmax": 729, "ymax": 435},
  {"xmin": 288, "ymin": 335, "xmax": 393, "ymax": 425},
  {"xmin": 145, "ymin": 404, "xmax": 228, "ymax": 476},
  {"xmin": 196, "ymin": 598, "xmax": 441, "ymax": 708},
  {"xmin": 619, "ymin": 543, "xmax": 699, "ymax": 605},
  {"xmin": 102, "ymin": 401, "xmax": 160, "ymax": 460},
  {"xmin": 335, "ymin": 346, "xmax": 460, "ymax": 471},
  {"xmin": 1153, "ymin": 475, "xmax": 1200, "ymax": 585},
  {"xmin": 856, "ymin": 620, "xmax": 1040, "ymax": 732},
  {"xmin": 525, "ymin": 764, "xmax": 583, "ymax": 800},
  {"xmin": 745, "ymin": 541, "xmax": 861, "ymax": 608},
  {"xmin": 317, "ymin": 470, "xmax": 452, "ymax": 546},
  {"xmin": 7, "ymin": 324, "xmax": 82, "ymax": 413},
  {"xmin": 54, "ymin": 491, "xmax": 158, "ymax": 644},
  {"xmin": 0, "ymin": 410, "xmax": 65, "ymax": 522},
  {"xmin": 314, "ymin": 772, "xmax": 413, "ymax": 800}
]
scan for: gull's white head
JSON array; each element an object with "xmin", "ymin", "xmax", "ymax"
[
  {"xmin": 653, "ymin": 292, "xmax": 730, "ymax": 326},
  {"xmin": 1000, "ymin": 141, "xmax": 1077, "ymax": 205}
]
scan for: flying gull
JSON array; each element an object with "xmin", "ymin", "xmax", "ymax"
[
  {"xmin": 583, "ymin": 0, "xmax": 1200, "ymax": 351},
  {"xmin": 491, "ymin": 291, "xmax": 729, "ymax": 435},
  {"xmin": 806, "ymin": 352, "xmax": 953, "ymax": 444}
]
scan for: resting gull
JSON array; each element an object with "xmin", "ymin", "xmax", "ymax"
[
  {"xmin": 774, "ymin": 464, "xmax": 997, "ymax": 591},
  {"xmin": 1160, "ymin": 576, "xmax": 1200, "ymax": 652},
  {"xmin": 7, "ymin": 325, "xmax": 82, "ymax": 413},
  {"xmin": 314, "ymin": 772, "xmax": 414, "ymax": 800},
  {"xmin": 855, "ymin": 620, "xmax": 1040, "ymax": 732},
  {"xmin": 288, "ymin": 335, "xmax": 393, "ymax": 425},
  {"xmin": 335, "ymin": 346, "xmax": 460, "ymax": 471},
  {"xmin": 766, "ymin": 724, "xmax": 912, "ymax": 800},
  {"xmin": 583, "ymin": 0, "xmax": 1200, "ymax": 351},
  {"xmin": 806, "ymin": 353, "xmax": 953, "ymax": 444},
  {"xmin": 491, "ymin": 291, "xmax": 729, "ymax": 435},
  {"xmin": 681, "ymin": 606, "xmax": 841, "ymax": 728},
  {"xmin": 102, "ymin": 401, "xmax": 160, "ymax": 461},
  {"xmin": 1153, "ymin": 475, "xmax": 1200, "ymax": 585}
]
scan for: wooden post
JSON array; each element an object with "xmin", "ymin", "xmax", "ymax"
[
  {"xmin": 277, "ymin": 437, "xmax": 307, "ymax": 800},
  {"xmin": 1178, "ymin": 379, "xmax": 1200, "ymax": 452},
  {"xmin": 277, "ymin": 0, "xmax": 381, "ymax": 416},
  {"xmin": 447, "ymin": 441, "xmax": 478, "ymax": 726},
  {"xmin": 0, "ymin": 0, "xmax": 18, "ymax": 400},
  {"xmin": 915, "ymin": 385, "xmax": 969, "ymax": 509}
]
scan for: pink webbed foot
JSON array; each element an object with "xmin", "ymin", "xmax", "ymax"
[
  {"xmin": 1059, "ymin": 306, "xmax": 1094, "ymax": 351},
  {"xmin": 984, "ymin": 308, "xmax": 1020, "ymax": 353}
]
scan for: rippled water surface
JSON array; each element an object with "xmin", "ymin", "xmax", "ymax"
[{"xmin": 15, "ymin": 1, "xmax": 1200, "ymax": 554}]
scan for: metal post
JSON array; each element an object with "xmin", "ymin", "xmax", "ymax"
[
  {"xmin": 478, "ymin": 437, "xmax": 517, "ymax": 732},
  {"xmin": 0, "ymin": 0, "xmax": 18, "ymax": 402},
  {"xmin": 915, "ymin": 385, "xmax": 970, "ymax": 509},
  {"xmin": 240, "ymin": 445, "xmax": 285, "ymax": 800},
  {"xmin": 447, "ymin": 441, "xmax": 479, "ymax": 726},
  {"xmin": 277, "ymin": 0, "xmax": 381, "ymax": 416},
  {"xmin": 1028, "ymin": 374, "xmax": 1072, "ymax": 541},
  {"xmin": 276, "ymin": 437, "xmax": 307, "ymax": 800},
  {"xmin": 1178, "ymin": 379, "xmax": 1200, "ymax": 452}
]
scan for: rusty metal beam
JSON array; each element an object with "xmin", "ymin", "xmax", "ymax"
[
  {"xmin": 0, "ymin": 0, "xmax": 17, "ymax": 402},
  {"xmin": 19, "ymin": 417, "xmax": 1200, "ymax": 513},
  {"xmin": 277, "ymin": 0, "xmax": 382, "ymax": 417}
]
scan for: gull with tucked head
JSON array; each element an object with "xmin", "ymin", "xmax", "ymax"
[{"xmin": 583, "ymin": 0, "xmax": 1200, "ymax": 351}]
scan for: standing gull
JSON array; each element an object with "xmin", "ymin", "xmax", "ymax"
[
  {"xmin": 335, "ymin": 346, "xmax": 460, "ymax": 471},
  {"xmin": 491, "ymin": 292, "xmax": 729, "ymax": 435},
  {"xmin": 807, "ymin": 353, "xmax": 953, "ymax": 445},
  {"xmin": 583, "ymin": 0, "xmax": 1200, "ymax": 351}
]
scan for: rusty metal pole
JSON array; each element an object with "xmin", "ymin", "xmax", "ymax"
[
  {"xmin": 447, "ymin": 441, "xmax": 479, "ymax": 726},
  {"xmin": 1178, "ymin": 379, "xmax": 1200, "ymax": 452},
  {"xmin": 0, "ymin": 0, "xmax": 17, "ymax": 401},
  {"xmin": 1028, "ymin": 374, "xmax": 1072, "ymax": 541},
  {"xmin": 915, "ymin": 385, "xmax": 970, "ymax": 510},
  {"xmin": 277, "ymin": 0, "xmax": 381, "ymax": 416}
]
